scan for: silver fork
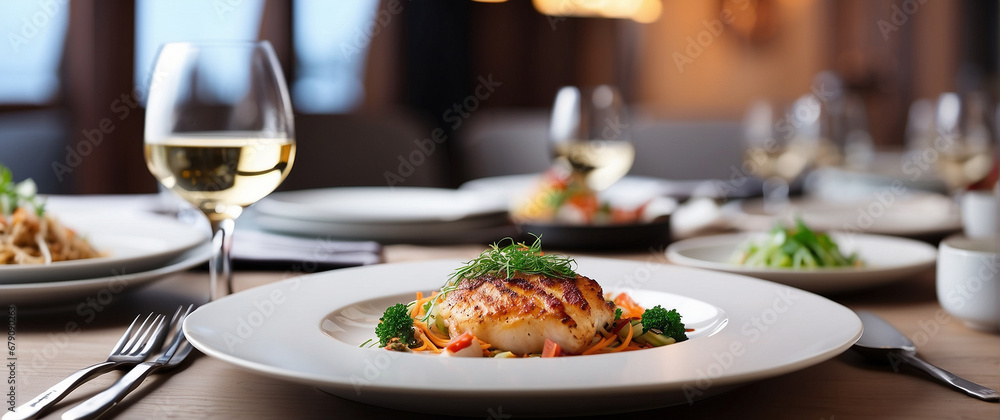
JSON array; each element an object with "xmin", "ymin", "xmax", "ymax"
[
  {"xmin": 3, "ymin": 313, "xmax": 169, "ymax": 420},
  {"xmin": 62, "ymin": 305, "xmax": 196, "ymax": 420}
]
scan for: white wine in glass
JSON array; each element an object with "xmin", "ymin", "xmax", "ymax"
[
  {"xmin": 549, "ymin": 85, "xmax": 635, "ymax": 192},
  {"xmin": 934, "ymin": 92, "xmax": 995, "ymax": 191},
  {"xmin": 144, "ymin": 41, "xmax": 295, "ymax": 300},
  {"xmin": 145, "ymin": 133, "xmax": 295, "ymax": 219},
  {"xmin": 742, "ymin": 98, "xmax": 821, "ymax": 213}
]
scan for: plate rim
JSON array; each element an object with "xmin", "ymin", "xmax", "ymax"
[
  {"xmin": 255, "ymin": 187, "xmax": 508, "ymax": 224},
  {"xmin": 721, "ymin": 194, "xmax": 961, "ymax": 236},
  {"xmin": 183, "ymin": 257, "xmax": 862, "ymax": 413},
  {"xmin": 0, "ymin": 242, "xmax": 212, "ymax": 305}
]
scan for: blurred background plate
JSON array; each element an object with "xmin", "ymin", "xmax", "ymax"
[
  {"xmin": 460, "ymin": 174, "xmax": 755, "ymax": 203},
  {"xmin": 255, "ymin": 187, "xmax": 508, "ymax": 224},
  {"xmin": 247, "ymin": 212, "xmax": 516, "ymax": 245},
  {"xmin": 0, "ymin": 241, "xmax": 212, "ymax": 305},
  {"xmin": 721, "ymin": 192, "xmax": 961, "ymax": 238},
  {"xmin": 518, "ymin": 219, "xmax": 671, "ymax": 251},
  {"xmin": 1, "ymin": 201, "xmax": 210, "ymax": 284}
]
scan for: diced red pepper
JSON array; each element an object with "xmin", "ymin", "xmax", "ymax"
[
  {"xmin": 541, "ymin": 338, "xmax": 562, "ymax": 358},
  {"xmin": 445, "ymin": 331, "xmax": 475, "ymax": 353}
]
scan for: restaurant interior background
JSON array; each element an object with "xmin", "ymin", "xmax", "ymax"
[{"xmin": 1, "ymin": 0, "xmax": 996, "ymax": 198}]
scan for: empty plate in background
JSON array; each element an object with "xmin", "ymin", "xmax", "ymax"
[
  {"xmin": 251, "ymin": 187, "xmax": 514, "ymax": 244},
  {"xmin": 255, "ymin": 187, "xmax": 508, "ymax": 224}
]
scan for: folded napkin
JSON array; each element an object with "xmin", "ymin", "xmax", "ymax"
[{"xmin": 230, "ymin": 229, "xmax": 382, "ymax": 271}]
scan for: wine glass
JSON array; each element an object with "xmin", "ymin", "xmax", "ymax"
[
  {"xmin": 144, "ymin": 41, "xmax": 296, "ymax": 300},
  {"xmin": 742, "ymin": 98, "xmax": 820, "ymax": 214},
  {"xmin": 933, "ymin": 92, "xmax": 995, "ymax": 192},
  {"xmin": 548, "ymin": 85, "xmax": 635, "ymax": 192}
]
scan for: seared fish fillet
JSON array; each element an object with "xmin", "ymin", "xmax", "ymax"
[{"xmin": 437, "ymin": 272, "xmax": 615, "ymax": 354}]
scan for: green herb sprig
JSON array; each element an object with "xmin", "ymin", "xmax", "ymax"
[
  {"xmin": 415, "ymin": 235, "xmax": 576, "ymax": 324},
  {"xmin": 449, "ymin": 235, "xmax": 577, "ymax": 283},
  {"xmin": 0, "ymin": 164, "xmax": 45, "ymax": 217}
]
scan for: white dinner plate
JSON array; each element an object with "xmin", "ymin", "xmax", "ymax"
[
  {"xmin": 184, "ymin": 257, "xmax": 861, "ymax": 416},
  {"xmin": 722, "ymin": 193, "xmax": 961, "ymax": 237},
  {"xmin": 247, "ymin": 212, "xmax": 517, "ymax": 244},
  {"xmin": 255, "ymin": 187, "xmax": 508, "ymax": 224},
  {"xmin": 0, "ymin": 209, "xmax": 210, "ymax": 284},
  {"xmin": 0, "ymin": 242, "xmax": 212, "ymax": 305},
  {"xmin": 666, "ymin": 233, "xmax": 937, "ymax": 293}
]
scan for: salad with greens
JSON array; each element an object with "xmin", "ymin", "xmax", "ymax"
[{"xmin": 731, "ymin": 219, "xmax": 862, "ymax": 269}]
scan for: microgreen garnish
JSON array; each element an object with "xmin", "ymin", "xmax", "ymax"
[
  {"xmin": 415, "ymin": 235, "xmax": 577, "ymax": 324},
  {"xmin": 449, "ymin": 235, "xmax": 577, "ymax": 282}
]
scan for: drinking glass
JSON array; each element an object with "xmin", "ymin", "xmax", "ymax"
[
  {"xmin": 933, "ymin": 92, "xmax": 995, "ymax": 192},
  {"xmin": 144, "ymin": 41, "xmax": 296, "ymax": 300},
  {"xmin": 742, "ymin": 98, "xmax": 820, "ymax": 214},
  {"xmin": 548, "ymin": 85, "xmax": 635, "ymax": 192}
]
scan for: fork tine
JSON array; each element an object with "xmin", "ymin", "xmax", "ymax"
[
  {"xmin": 157, "ymin": 306, "xmax": 194, "ymax": 363},
  {"xmin": 167, "ymin": 305, "xmax": 186, "ymax": 329},
  {"xmin": 127, "ymin": 315, "xmax": 165, "ymax": 356},
  {"xmin": 109, "ymin": 315, "xmax": 143, "ymax": 356},
  {"xmin": 135, "ymin": 315, "xmax": 169, "ymax": 356},
  {"xmin": 120, "ymin": 313, "xmax": 156, "ymax": 355}
]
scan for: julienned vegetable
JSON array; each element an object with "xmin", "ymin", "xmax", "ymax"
[{"xmin": 732, "ymin": 219, "xmax": 861, "ymax": 269}]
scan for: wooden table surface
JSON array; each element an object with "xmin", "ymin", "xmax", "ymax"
[{"xmin": 7, "ymin": 244, "xmax": 1000, "ymax": 419}]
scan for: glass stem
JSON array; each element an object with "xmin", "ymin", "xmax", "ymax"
[
  {"xmin": 762, "ymin": 177, "xmax": 791, "ymax": 215},
  {"xmin": 209, "ymin": 217, "xmax": 236, "ymax": 300}
]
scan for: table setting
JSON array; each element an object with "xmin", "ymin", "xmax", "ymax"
[{"xmin": 3, "ymin": 35, "xmax": 1000, "ymax": 420}]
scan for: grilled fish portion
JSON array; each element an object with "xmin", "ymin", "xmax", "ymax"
[{"xmin": 437, "ymin": 272, "xmax": 615, "ymax": 354}]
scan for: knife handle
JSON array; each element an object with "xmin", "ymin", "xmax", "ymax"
[{"xmin": 899, "ymin": 352, "xmax": 1000, "ymax": 402}]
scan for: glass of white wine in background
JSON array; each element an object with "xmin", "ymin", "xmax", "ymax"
[
  {"xmin": 742, "ymin": 99, "xmax": 819, "ymax": 214},
  {"xmin": 144, "ymin": 41, "xmax": 296, "ymax": 300},
  {"xmin": 934, "ymin": 92, "xmax": 995, "ymax": 192},
  {"xmin": 548, "ymin": 85, "xmax": 635, "ymax": 192}
]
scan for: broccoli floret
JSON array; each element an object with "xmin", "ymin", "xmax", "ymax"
[
  {"xmin": 375, "ymin": 303, "xmax": 417, "ymax": 348},
  {"xmin": 640, "ymin": 305, "xmax": 687, "ymax": 342}
]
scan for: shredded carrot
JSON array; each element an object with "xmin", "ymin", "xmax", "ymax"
[
  {"xmin": 614, "ymin": 293, "xmax": 646, "ymax": 319},
  {"xmin": 605, "ymin": 322, "xmax": 633, "ymax": 353},
  {"xmin": 415, "ymin": 321, "xmax": 451, "ymax": 348},
  {"xmin": 411, "ymin": 292, "xmax": 440, "ymax": 319},
  {"xmin": 411, "ymin": 292, "xmax": 424, "ymax": 318},
  {"xmin": 412, "ymin": 329, "xmax": 441, "ymax": 353},
  {"xmin": 582, "ymin": 333, "xmax": 617, "ymax": 355}
]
